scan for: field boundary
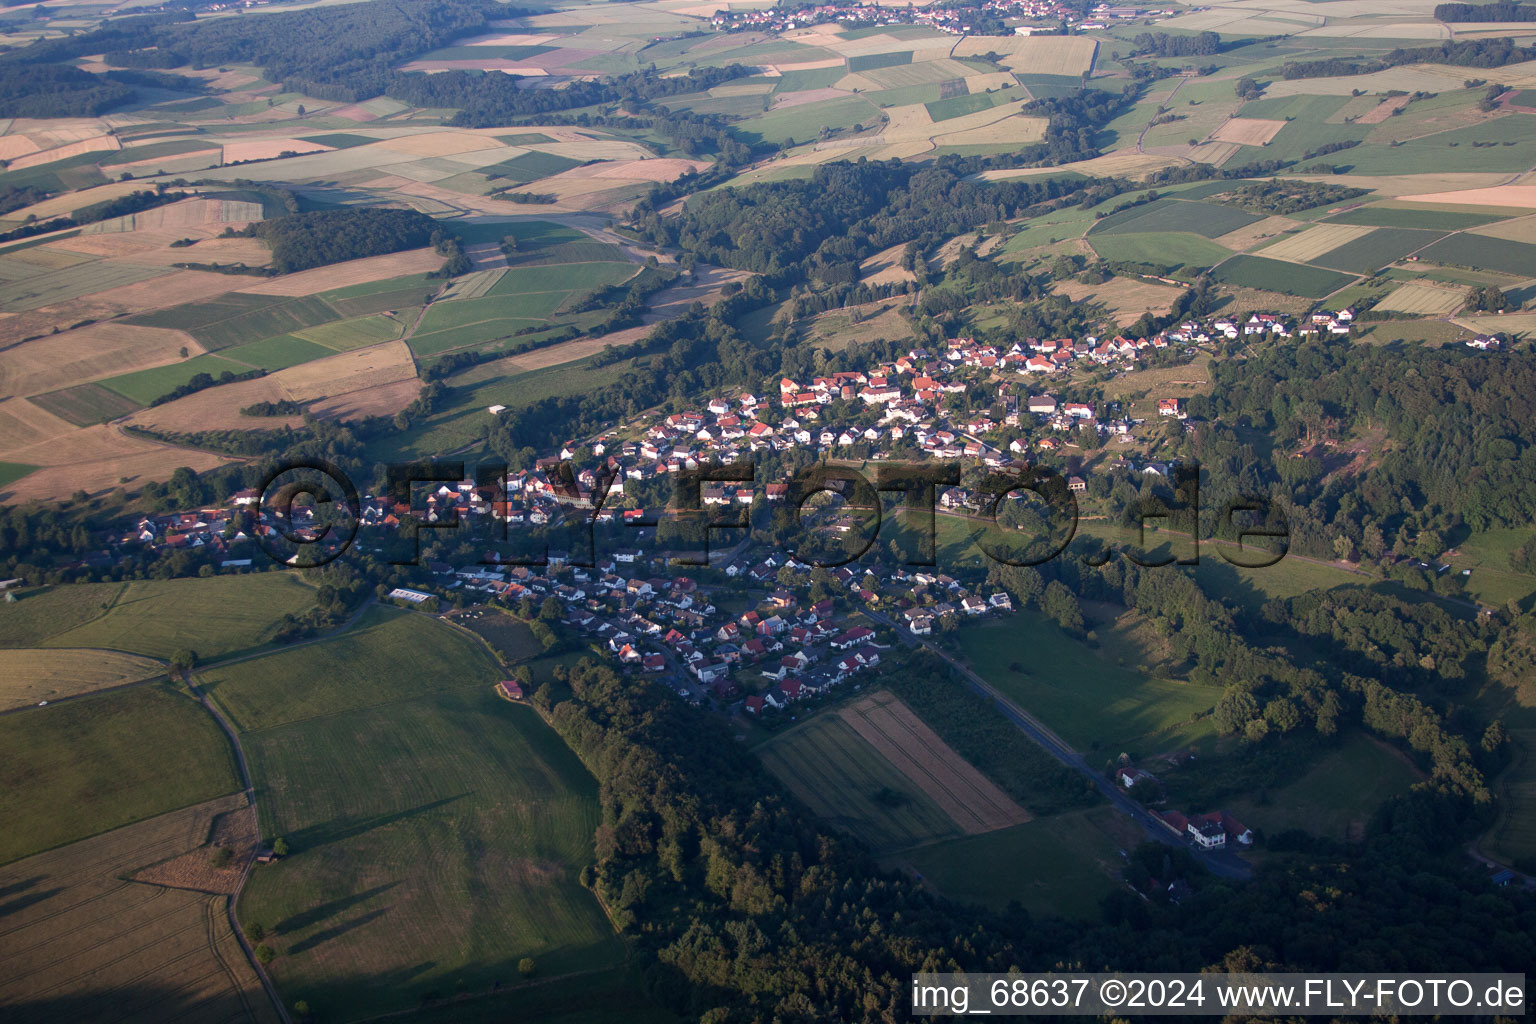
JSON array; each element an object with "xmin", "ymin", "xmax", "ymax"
[{"xmin": 838, "ymin": 691, "xmax": 1031, "ymax": 834}]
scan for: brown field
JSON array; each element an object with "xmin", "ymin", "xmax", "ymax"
[
  {"xmin": 861, "ymin": 241, "xmax": 919, "ymax": 286},
  {"xmin": 0, "ymin": 424, "xmax": 230, "ymax": 502},
  {"xmin": 52, "ymin": 268, "xmax": 246, "ymax": 318},
  {"xmin": 589, "ymin": 157, "xmax": 712, "ymax": 181},
  {"xmin": 0, "ymin": 648, "xmax": 165, "ymax": 710},
  {"xmin": 6, "ymin": 133, "xmax": 119, "ymax": 171},
  {"xmin": 1256, "ymin": 222, "xmax": 1375, "ymax": 263},
  {"xmin": 123, "ymin": 376, "xmax": 302, "ymax": 435},
  {"xmin": 1210, "ymin": 117, "xmax": 1286, "ymax": 146},
  {"xmin": 0, "ymin": 181, "xmax": 147, "ymax": 224},
  {"xmin": 1212, "ymin": 214, "xmax": 1304, "ymax": 252},
  {"xmin": 0, "ymin": 398, "xmax": 76, "ymax": 453},
  {"xmin": 936, "ymin": 114, "xmax": 1048, "ymax": 147},
  {"xmin": 130, "ymin": 801, "xmax": 258, "ymax": 896},
  {"xmin": 1395, "ymin": 185, "xmax": 1536, "ymax": 208},
  {"xmin": 978, "ymin": 150, "xmax": 1180, "ymax": 181},
  {"xmin": 0, "ymin": 323, "xmax": 204, "ymax": 399},
  {"xmin": 275, "ymin": 339, "xmax": 416, "ymax": 401},
  {"xmin": 1377, "ymin": 280, "xmax": 1466, "ymax": 315},
  {"xmin": 377, "ymin": 131, "xmax": 507, "ymax": 156},
  {"xmin": 235, "ymin": 248, "xmax": 441, "ymax": 297},
  {"xmin": 307, "ymin": 377, "xmax": 422, "ymax": 420},
  {"xmin": 1187, "ymin": 140, "xmax": 1242, "ymax": 167},
  {"xmin": 1293, "ymin": 172, "xmax": 1512, "ymax": 197},
  {"xmin": 1052, "ymin": 276, "xmax": 1188, "ymax": 326},
  {"xmin": 1357, "ymin": 95, "xmax": 1413, "ymax": 124},
  {"xmin": 0, "ymin": 135, "xmax": 42, "ymax": 160},
  {"xmin": 839, "ymin": 691, "xmax": 1031, "ymax": 835},
  {"xmin": 950, "ymin": 35, "xmax": 1097, "ymax": 75},
  {"xmin": 221, "ymin": 138, "xmax": 333, "ymax": 163},
  {"xmin": 1469, "ymin": 213, "xmax": 1536, "ymax": 243},
  {"xmin": 0, "ymin": 795, "xmax": 279, "ymax": 1024},
  {"xmin": 113, "ymin": 147, "xmax": 222, "ymax": 173}
]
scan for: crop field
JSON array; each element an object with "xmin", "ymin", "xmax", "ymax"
[
  {"xmin": 1376, "ymin": 280, "xmax": 1466, "ymax": 315},
  {"xmin": 1256, "ymin": 222, "xmax": 1375, "ymax": 264},
  {"xmin": 124, "ymin": 293, "xmax": 342, "ymax": 350},
  {"xmin": 0, "ymin": 647, "xmax": 165, "ymax": 710},
  {"xmin": 0, "ymin": 260, "xmax": 173, "ymax": 312},
  {"xmin": 453, "ymin": 608, "xmax": 545, "ymax": 664},
  {"xmin": 1089, "ymin": 198, "xmax": 1263, "ymax": 240},
  {"xmin": 1223, "ymin": 734, "xmax": 1422, "ymax": 842},
  {"xmin": 1326, "ymin": 205, "xmax": 1506, "ymax": 229},
  {"xmin": 958, "ymin": 618, "xmax": 1220, "ymax": 757},
  {"xmin": 40, "ymin": 574, "xmax": 316, "ymax": 661},
  {"xmin": 1312, "ymin": 227, "xmax": 1442, "ymax": 273},
  {"xmin": 0, "ymin": 795, "xmax": 279, "ymax": 1024},
  {"xmin": 1419, "ymin": 233, "xmax": 1536, "ymax": 275},
  {"xmin": 1470, "ymin": 214, "xmax": 1536, "ymax": 244},
  {"xmin": 758, "ymin": 712, "xmax": 962, "ymax": 852},
  {"xmin": 0, "ymin": 684, "xmax": 238, "ymax": 864},
  {"xmin": 840, "ymin": 691, "xmax": 1032, "ymax": 834},
  {"xmin": 900, "ymin": 806, "xmax": 1130, "ymax": 918},
  {"xmin": 735, "ymin": 95, "xmax": 880, "ymax": 146},
  {"xmin": 1088, "ymin": 232, "xmax": 1233, "ymax": 272},
  {"xmin": 294, "ymin": 313, "xmax": 404, "ymax": 350},
  {"xmin": 1212, "ymin": 254, "xmax": 1356, "ymax": 297},
  {"xmin": 221, "ymin": 334, "xmax": 335, "ymax": 372},
  {"xmin": 1210, "ymin": 116, "xmax": 1287, "ymax": 146},
  {"xmin": 0, "ymin": 582, "xmax": 130, "ymax": 647},
  {"xmin": 198, "ymin": 606, "xmax": 499, "ymax": 732},
  {"xmin": 237, "ymin": 670, "xmax": 619, "ymax": 1018},
  {"xmin": 98, "ymin": 353, "xmax": 251, "ymax": 405},
  {"xmin": 950, "ymin": 35, "xmax": 1096, "ymax": 76}
]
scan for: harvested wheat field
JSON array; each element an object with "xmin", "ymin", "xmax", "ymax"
[
  {"xmin": 0, "ymin": 135, "xmax": 42, "ymax": 160},
  {"xmin": 979, "ymin": 150, "xmax": 1180, "ymax": 181},
  {"xmin": 1257, "ymin": 223, "xmax": 1376, "ymax": 263},
  {"xmin": 1377, "ymin": 280, "xmax": 1467, "ymax": 315},
  {"xmin": 1358, "ymin": 95, "xmax": 1414, "ymax": 124},
  {"xmin": 130, "ymin": 800, "xmax": 258, "ymax": 895},
  {"xmin": 1397, "ymin": 185, "xmax": 1536, "ymax": 209},
  {"xmin": 1213, "ymin": 214, "xmax": 1305, "ymax": 252},
  {"xmin": 1469, "ymin": 214, "xmax": 1536, "ymax": 243},
  {"xmin": 1053, "ymin": 276, "xmax": 1188, "ymax": 326},
  {"xmin": 1210, "ymin": 117, "xmax": 1286, "ymax": 146},
  {"xmin": 938, "ymin": 114, "xmax": 1049, "ymax": 147},
  {"xmin": 0, "ymin": 398, "xmax": 75, "ymax": 452},
  {"xmin": 0, "ymin": 424, "xmax": 229, "ymax": 502},
  {"xmin": 307, "ymin": 377, "xmax": 422, "ymax": 420},
  {"xmin": 1187, "ymin": 141, "xmax": 1243, "ymax": 166},
  {"xmin": 236, "ymin": 248, "xmax": 441, "ymax": 296},
  {"xmin": 62, "ymin": 268, "xmax": 245, "ymax": 316},
  {"xmin": 0, "ymin": 322, "xmax": 203, "ymax": 399},
  {"xmin": 861, "ymin": 242, "xmax": 919, "ymax": 286},
  {"xmin": 124, "ymin": 376, "xmax": 301, "ymax": 435},
  {"xmin": 839, "ymin": 691, "xmax": 1032, "ymax": 835},
  {"xmin": 378, "ymin": 131, "xmax": 508, "ymax": 157},
  {"xmin": 588, "ymin": 157, "xmax": 712, "ymax": 180},
  {"xmin": 6, "ymin": 133, "xmax": 119, "ymax": 171},
  {"xmin": 82, "ymin": 197, "xmax": 266, "ymax": 234},
  {"xmin": 276, "ymin": 339, "xmax": 417, "ymax": 401},
  {"xmin": 221, "ymin": 138, "xmax": 333, "ymax": 163},
  {"xmin": 0, "ymin": 648, "xmax": 165, "ymax": 710},
  {"xmin": 0, "ymin": 795, "xmax": 279, "ymax": 1024},
  {"xmin": 951, "ymin": 35, "xmax": 1096, "ymax": 75}
]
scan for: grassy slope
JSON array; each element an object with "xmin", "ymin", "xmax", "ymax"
[
  {"xmin": 218, "ymin": 609, "xmax": 619, "ymax": 1019},
  {"xmin": 42, "ymin": 574, "xmax": 316, "ymax": 660},
  {"xmin": 0, "ymin": 683, "xmax": 239, "ymax": 863},
  {"xmin": 957, "ymin": 618, "xmax": 1220, "ymax": 758}
]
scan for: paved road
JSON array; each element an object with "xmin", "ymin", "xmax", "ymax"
[{"xmin": 866, "ymin": 608, "xmax": 1253, "ymax": 880}]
